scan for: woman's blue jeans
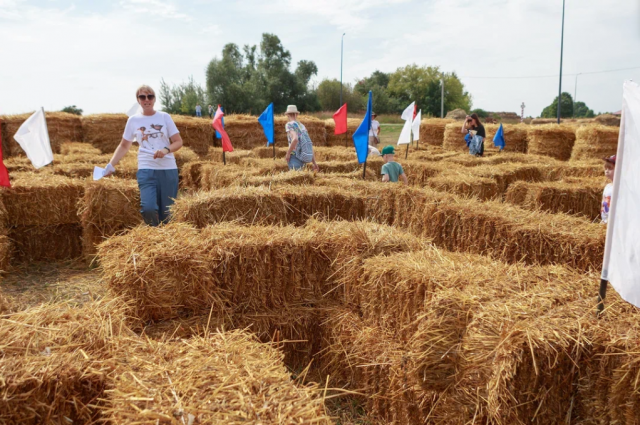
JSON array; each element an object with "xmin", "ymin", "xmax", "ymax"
[{"xmin": 137, "ymin": 169, "xmax": 179, "ymax": 226}]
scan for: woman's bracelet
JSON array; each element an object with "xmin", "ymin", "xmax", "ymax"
[{"xmin": 164, "ymin": 147, "xmax": 171, "ymax": 154}]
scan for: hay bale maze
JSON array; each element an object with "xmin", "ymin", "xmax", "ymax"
[
  {"xmin": 3, "ymin": 116, "xmax": 638, "ymax": 425},
  {"xmin": 420, "ymin": 118, "xmax": 455, "ymax": 147},
  {"xmin": 571, "ymin": 124, "xmax": 619, "ymax": 161},
  {"xmin": 0, "ymin": 112, "xmax": 83, "ymax": 157},
  {"xmin": 527, "ymin": 124, "xmax": 577, "ymax": 160}
]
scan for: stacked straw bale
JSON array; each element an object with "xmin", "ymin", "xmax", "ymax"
[
  {"xmin": 60, "ymin": 141, "xmax": 102, "ymax": 155},
  {"xmin": 1, "ymin": 173, "xmax": 84, "ymax": 262},
  {"xmin": 313, "ymin": 146, "xmax": 358, "ymax": 162},
  {"xmin": 468, "ymin": 163, "xmax": 547, "ymax": 194},
  {"xmin": 0, "ymin": 112, "xmax": 82, "ymax": 157},
  {"xmin": 171, "ymin": 115, "xmax": 213, "ymax": 155},
  {"xmin": 105, "ymin": 330, "xmax": 331, "ymax": 424},
  {"xmin": 482, "ymin": 123, "xmax": 529, "ymax": 153},
  {"xmin": 548, "ymin": 159, "xmax": 603, "ymax": 180},
  {"xmin": 0, "ymin": 298, "xmax": 137, "ymax": 423},
  {"xmin": 527, "ymin": 124, "xmax": 576, "ymax": 160},
  {"xmin": 79, "ymin": 179, "xmax": 142, "ymax": 259},
  {"xmin": 99, "ymin": 220, "xmax": 423, "ymax": 321},
  {"xmin": 324, "ymin": 118, "xmax": 361, "ymax": 146},
  {"xmin": 253, "ymin": 145, "xmax": 288, "ymax": 159},
  {"xmin": 594, "ymin": 113, "xmax": 621, "ymax": 127},
  {"xmin": 442, "ymin": 122, "xmax": 467, "ymax": 151},
  {"xmin": 81, "ymin": 113, "xmax": 129, "ymax": 153},
  {"xmin": 420, "ymin": 118, "xmax": 455, "ymax": 147},
  {"xmin": 224, "ymin": 114, "xmax": 326, "ymax": 149},
  {"xmin": 571, "ymin": 124, "xmax": 619, "ymax": 161},
  {"xmin": 505, "ymin": 178, "xmax": 604, "ymax": 220},
  {"xmin": 426, "ymin": 172, "xmax": 501, "ymax": 200}
]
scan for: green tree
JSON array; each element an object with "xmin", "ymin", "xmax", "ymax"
[
  {"xmin": 159, "ymin": 76, "xmax": 207, "ymax": 116},
  {"xmin": 471, "ymin": 108, "xmax": 488, "ymax": 118},
  {"xmin": 317, "ymin": 79, "xmax": 364, "ymax": 112},
  {"xmin": 205, "ymin": 34, "xmax": 319, "ymax": 114},
  {"xmin": 541, "ymin": 92, "xmax": 573, "ymax": 118},
  {"xmin": 387, "ymin": 65, "xmax": 471, "ymax": 117},
  {"xmin": 573, "ymin": 101, "xmax": 595, "ymax": 118},
  {"xmin": 60, "ymin": 105, "xmax": 82, "ymax": 115}
]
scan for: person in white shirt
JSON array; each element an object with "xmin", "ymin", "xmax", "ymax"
[
  {"xmin": 195, "ymin": 104, "xmax": 202, "ymax": 117},
  {"xmin": 106, "ymin": 85, "xmax": 183, "ymax": 226},
  {"xmin": 601, "ymin": 155, "xmax": 616, "ymax": 224},
  {"xmin": 369, "ymin": 112, "xmax": 380, "ymax": 146}
]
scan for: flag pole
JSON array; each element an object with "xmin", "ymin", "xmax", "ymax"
[
  {"xmin": 272, "ymin": 112, "xmax": 276, "ymax": 160},
  {"xmin": 223, "ymin": 151, "xmax": 226, "ymax": 165},
  {"xmin": 272, "ymin": 141, "xmax": 275, "ymax": 160},
  {"xmin": 405, "ymin": 128, "xmax": 411, "ymax": 159},
  {"xmin": 42, "ymin": 107, "xmax": 53, "ymax": 166}
]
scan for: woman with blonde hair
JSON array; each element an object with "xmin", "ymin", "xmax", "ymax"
[{"xmin": 106, "ymin": 84, "xmax": 183, "ymax": 226}]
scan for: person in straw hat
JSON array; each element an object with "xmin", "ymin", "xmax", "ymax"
[
  {"xmin": 369, "ymin": 112, "xmax": 381, "ymax": 146},
  {"xmin": 285, "ymin": 105, "xmax": 319, "ymax": 171},
  {"xmin": 106, "ymin": 84, "xmax": 183, "ymax": 226}
]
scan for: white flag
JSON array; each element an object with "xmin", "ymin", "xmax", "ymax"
[
  {"xmin": 13, "ymin": 108, "xmax": 53, "ymax": 169},
  {"xmin": 601, "ymin": 80, "xmax": 640, "ymax": 307},
  {"xmin": 127, "ymin": 102, "xmax": 142, "ymax": 117},
  {"xmin": 397, "ymin": 102, "xmax": 415, "ymax": 145},
  {"xmin": 412, "ymin": 109, "xmax": 421, "ymax": 141}
]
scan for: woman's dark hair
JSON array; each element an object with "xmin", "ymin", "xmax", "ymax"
[{"xmin": 470, "ymin": 113, "xmax": 481, "ymax": 125}]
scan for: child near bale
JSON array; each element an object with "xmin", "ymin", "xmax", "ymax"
[
  {"xmin": 601, "ymin": 155, "xmax": 616, "ymax": 224},
  {"xmin": 380, "ymin": 145, "xmax": 408, "ymax": 184}
]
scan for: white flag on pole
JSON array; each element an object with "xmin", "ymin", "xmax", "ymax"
[
  {"xmin": 412, "ymin": 109, "xmax": 421, "ymax": 141},
  {"xmin": 127, "ymin": 102, "xmax": 142, "ymax": 117},
  {"xmin": 13, "ymin": 108, "xmax": 53, "ymax": 169},
  {"xmin": 397, "ymin": 102, "xmax": 415, "ymax": 145},
  {"xmin": 601, "ymin": 80, "xmax": 640, "ymax": 308}
]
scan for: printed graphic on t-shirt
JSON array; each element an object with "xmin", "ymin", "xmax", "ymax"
[{"xmin": 136, "ymin": 124, "xmax": 169, "ymax": 151}]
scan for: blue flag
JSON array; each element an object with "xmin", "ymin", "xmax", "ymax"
[
  {"xmin": 215, "ymin": 105, "xmax": 224, "ymax": 138},
  {"xmin": 258, "ymin": 103, "xmax": 275, "ymax": 145},
  {"xmin": 353, "ymin": 91, "xmax": 372, "ymax": 164},
  {"xmin": 493, "ymin": 123, "xmax": 505, "ymax": 150}
]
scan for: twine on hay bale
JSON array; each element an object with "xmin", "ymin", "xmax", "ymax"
[
  {"xmin": 571, "ymin": 124, "xmax": 619, "ymax": 161},
  {"xmin": 0, "ymin": 112, "xmax": 82, "ymax": 157},
  {"xmin": 527, "ymin": 124, "xmax": 576, "ymax": 161},
  {"xmin": 105, "ymin": 330, "xmax": 332, "ymax": 424},
  {"xmin": 420, "ymin": 118, "xmax": 455, "ymax": 147},
  {"xmin": 505, "ymin": 178, "xmax": 604, "ymax": 220}
]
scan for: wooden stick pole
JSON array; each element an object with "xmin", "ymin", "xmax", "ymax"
[{"xmin": 223, "ymin": 150, "xmax": 226, "ymax": 165}]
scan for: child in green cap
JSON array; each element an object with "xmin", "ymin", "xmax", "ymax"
[{"xmin": 380, "ymin": 145, "xmax": 407, "ymax": 184}]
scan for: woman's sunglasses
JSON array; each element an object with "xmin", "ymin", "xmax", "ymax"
[{"xmin": 138, "ymin": 94, "xmax": 155, "ymax": 101}]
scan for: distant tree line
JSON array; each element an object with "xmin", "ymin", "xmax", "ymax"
[
  {"xmin": 541, "ymin": 92, "xmax": 596, "ymax": 118},
  {"xmin": 159, "ymin": 33, "xmax": 473, "ymax": 117}
]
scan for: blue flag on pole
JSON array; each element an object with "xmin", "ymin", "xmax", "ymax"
[
  {"xmin": 353, "ymin": 91, "xmax": 372, "ymax": 164},
  {"xmin": 215, "ymin": 105, "xmax": 224, "ymax": 138},
  {"xmin": 493, "ymin": 123, "xmax": 505, "ymax": 150},
  {"xmin": 258, "ymin": 103, "xmax": 275, "ymax": 145}
]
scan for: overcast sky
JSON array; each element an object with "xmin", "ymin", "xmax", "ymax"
[{"xmin": 1, "ymin": 0, "xmax": 639, "ymax": 117}]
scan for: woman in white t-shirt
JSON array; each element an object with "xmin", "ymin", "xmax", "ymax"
[
  {"xmin": 369, "ymin": 112, "xmax": 380, "ymax": 146},
  {"xmin": 106, "ymin": 85, "xmax": 183, "ymax": 226}
]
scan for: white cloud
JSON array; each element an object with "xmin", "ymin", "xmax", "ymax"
[{"xmin": 119, "ymin": 0, "xmax": 193, "ymax": 22}]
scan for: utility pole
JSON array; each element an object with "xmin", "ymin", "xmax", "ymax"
[
  {"xmin": 521, "ymin": 102, "xmax": 526, "ymax": 123},
  {"xmin": 440, "ymin": 77, "xmax": 444, "ymax": 118},
  {"xmin": 557, "ymin": 0, "xmax": 566, "ymax": 124},
  {"xmin": 340, "ymin": 33, "xmax": 346, "ymax": 106},
  {"xmin": 573, "ymin": 73, "xmax": 581, "ymax": 117}
]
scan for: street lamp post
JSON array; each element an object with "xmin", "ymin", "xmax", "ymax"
[
  {"xmin": 340, "ymin": 33, "xmax": 346, "ymax": 106},
  {"xmin": 557, "ymin": 0, "xmax": 566, "ymax": 124},
  {"xmin": 440, "ymin": 77, "xmax": 444, "ymax": 118},
  {"xmin": 521, "ymin": 102, "xmax": 526, "ymax": 123},
  {"xmin": 573, "ymin": 73, "xmax": 581, "ymax": 117}
]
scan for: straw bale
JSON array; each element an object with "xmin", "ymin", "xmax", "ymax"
[
  {"xmin": 531, "ymin": 118, "xmax": 562, "ymax": 125},
  {"xmin": 105, "ymin": 330, "xmax": 331, "ymax": 424},
  {"xmin": 198, "ymin": 163, "xmax": 257, "ymax": 190},
  {"xmin": 1, "ymin": 112, "xmax": 82, "ymax": 157},
  {"xmin": 505, "ymin": 179, "xmax": 603, "ymax": 220},
  {"xmin": 239, "ymin": 157, "xmax": 290, "ymax": 173},
  {"xmin": 223, "ymin": 114, "xmax": 326, "ymax": 149},
  {"xmin": 79, "ymin": 179, "xmax": 142, "ymax": 259},
  {"xmin": 100, "ymin": 220, "xmax": 422, "ymax": 321},
  {"xmin": 427, "ymin": 173, "xmax": 501, "ymax": 200},
  {"xmin": 313, "ymin": 146, "xmax": 358, "ymax": 162},
  {"xmin": 482, "ymin": 123, "xmax": 529, "ymax": 153},
  {"xmin": 275, "ymin": 115, "xmax": 327, "ymax": 146},
  {"xmin": 527, "ymin": 124, "xmax": 576, "ymax": 160},
  {"xmin": 1, "ymin": 173, "xmax": 84, "ymax": 226},
  {"xmin": 320, "ymin": 309, "xmax": 434, "ymax": 424},
  {"xmin": 468, "ymin": 162, "xmax": 546, "ymax": 194},
  {"xmin": 420, "ymin": 118, "xmax": 455, "ymax": 147},
  {"xmin": 422, "ymin": 197, "xmax": 606, "ymax": 271},
  {"xmin": 253, "ymin": 145, "xmax": 288, "ymax": 159},
  {"xmin": 594, "ymin": 113, "xmax": 620, "ymax": 127},
  {"xmin": 60, "ymin": 141, "xmax": 102, "ymax": 155},
  {"xmin": 400, "ymin": 160, "xmax": 449, "ymax": 185},
  {"xmin": 548, "ymin": 159, "xmax": 603, "ymax": 179},
  {"xmin": 393, "ymin": 186, "xmax": 444, "ymax": 236},
  {"xmin": 81, "ymin": 113, "xmax": 129, "ymax": 153},
  {"xmin": 445, "ymin": 108, "xmax": 467, "ymax": 120},
  {"xmin": 171, "ymin": 115, "xmax": 213, "ymax": 155},
  {"xmin": 243, "ymin": 171, "xmax": 316, "ymax": 188},
  {"xmin": 0, "ymin": 235, "xmax": 10, "ymax": 273},
  {"xmin": 442, "ymin": 122, "xmax": 468, "ymax": 151},
  {"xmin": 173, "ymin": 145, "xmax": 199, "ymax": 167},
  {"xmin": 9, "ymin": 224, "xmax": 83, "ymax": 262},
  {"xmin": 571, "ymin": 124, "xmax": 619, "ymax": 161},
  {"xmin": 324, "ymin": 118, "xmax": 361, "ymax": 146},
  {"xmin": 179, "ymin": 160, "xmax": 206, "ymax": 190}
]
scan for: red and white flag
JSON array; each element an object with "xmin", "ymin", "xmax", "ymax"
[{"xmin": 212, "ymin": 106, "xmax": 233, "ymax": 153}]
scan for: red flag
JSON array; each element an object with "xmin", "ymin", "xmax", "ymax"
[
  {"xmin": 413, "ymin": 103, "xmax": 418, "ymax": 120},
  {"xmin": 212, "ymin": 106, "xmax": 233, "ymax": 153},
  {"xmin": 0, "ymin": 120, "xmax": 10, "ymax": 188},
  {"xmin": 332, "ymin": 104, "xmax": 348, "ymax": 135}
]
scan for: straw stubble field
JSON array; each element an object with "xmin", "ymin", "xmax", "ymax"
[{"xmin": 0, "ymin": 119, "xmax": 632, "ymax": 425}]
